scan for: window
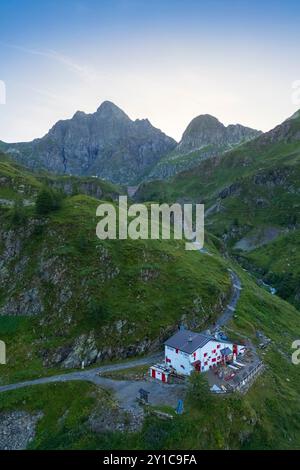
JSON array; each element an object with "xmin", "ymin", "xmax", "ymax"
[
  {"xmin": 204, "ymin": 361, "xmax": 208, "ymax": 366},
  {"xmin": 166, "ymin": 357, "xmax": 171, "ymax": 363},
  {"xmin": 212, "ymin": 349, "xmax": 216, "ymax": 354},
  {"xmin": 217, "ymin": 344, "xmax": 221, "ymax": 349},
  {"xmin": 204, "ymin": 352, "xmax": 208, "ymax": 357}
]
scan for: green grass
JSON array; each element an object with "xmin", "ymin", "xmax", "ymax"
[
  {"xmin": 0, "ymin": 382, "xmax": 129, "ymax": 450},
  {"xmin": 237, "ymin": 229, "xmax": 300, "ymax": 308},
  {"xmin": 0, "ymin": 192, "xmax": 231, "ymax": 384},
  {"xmin": 1, "ymin": 144, "xmax": 300, "ymax": 449},
  {"xmin": 136, "ymin": 118, "xmax": 300, "ymax": 310}
]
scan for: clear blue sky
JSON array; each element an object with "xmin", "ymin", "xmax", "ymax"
[{"xmin": 1, "ymin": 0, "xmax": 300, "ymax": 142}]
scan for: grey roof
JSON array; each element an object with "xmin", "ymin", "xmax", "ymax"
[
  {"xmin": 220, "ymin": 347, "xmax": 232, "ymax": 356},
  {"xmin": 164, "ymin": 329, "xmax": 213, "ymax": 354}
]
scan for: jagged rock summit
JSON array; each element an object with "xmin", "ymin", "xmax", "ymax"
[
  {"xmin": 2, "ymin": 101, "xmax": 177, "ymax": 185},
  {"xmin": 176, "ymin": 114, "xmax": 261, "ymax": 154}
]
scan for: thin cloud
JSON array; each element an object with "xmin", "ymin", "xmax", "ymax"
[{"xmin": 2, "ymin": 42, "xmax": 97, "ymax": 83}]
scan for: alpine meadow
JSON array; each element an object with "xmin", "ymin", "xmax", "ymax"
[{"xmin": 0, "ymin": 0, "xmax": 300, "ymax": 459}]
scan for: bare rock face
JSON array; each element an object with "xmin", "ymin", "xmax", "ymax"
[
  {"xmin": 3, "ymin": 101, "xmax": 176, "ymax": 185},
  {"xmin": 0, "ymin": 287, "xmax": 43, "ymax": 316},
  {"xmin": 61, "ymin": 332, "xmax": 99, "ymax": 369},
  {"xmin": 0, "ymin": 411, "xmax": 43, "ymax": 450},
  {"xmin": 89, "ymin": 405, "xmax": 143, "ymax": 434},
  {"xmin": 176, "ymin": 114, "xmax": 261, "ymax": 155},
  {"xmin": 147, "ymin": 115, "xmax": 261, "ymax": 180}
]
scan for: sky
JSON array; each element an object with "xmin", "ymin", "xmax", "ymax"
[{"xmin": 0, "ymin": 0, "xmax": 300, "ymax": 143}]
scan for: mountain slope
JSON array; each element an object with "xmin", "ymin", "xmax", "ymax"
[
  {"xmin": 177, "ymin": 114, "xmax": 261, "ymax": 154},
  {"xmin": 0, "ymin": 160, "xmax": 233, "ymax": 384},
  {"xmin": 147, "ymin": 114, "xmax": 261, "ymax": 180},
  {"xmin": 1, "ymin": 101, "xmax": 176, "ymax": 185},
  {"xmin": 0, "ymin": 152, "xmax": 122, "ymax": 206},
  {"xmin": 135, "ymin": 110, "xmax": 300, "ymax": 306},
  {"xmin": 0, "ymin": 152, "xmax": 299, "ymax": 450}
]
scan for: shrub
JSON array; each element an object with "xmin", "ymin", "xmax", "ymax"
[
  {"xmin": 11, "ymin": 198, "xmax": 26, "ymax": 225},
  {"xmin": 36, "ymin": 187, "xmax": 62, "ymax": 215},
  {"xmin": 187, "ymin": 371, "xmax": 213, "ymax": 406}
]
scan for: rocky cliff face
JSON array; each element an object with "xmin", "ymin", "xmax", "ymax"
[
  {"xmin": 176, "ymin": 114, "xmax": 261, "ymax": 154},
  {"xmin": 146, "ymin": 114, "xmax": 261, "ymax": 180},
  {"xmin": 3, "ymin": 101, "xmax": 177, "ymax": 185},
  {"xmin": 255, "ymin": 109, "xmax": 300, "ymax": 146}
]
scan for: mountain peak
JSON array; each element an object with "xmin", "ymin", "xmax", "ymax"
[
  {"xmin": 177, "ymin": 114, "xmax": 261, "ymax": 155},
  {"xmin": 72, "ymin": 110, "xmax": 86, "ymax": 119},
  {"xmin": 186, "ymin": 114, "xmax": 224, "ymax": 131},
  {"xmin": 96, "ymin": 100, "xmax": 128, "ymax": 119}
]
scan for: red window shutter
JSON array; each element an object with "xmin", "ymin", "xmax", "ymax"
[
  {"xmin": 212, "ymin": 358, "xmax": 216, "ymax": 363},
  {"xmin": 176, "ymin": 348, "xmax": 179, "ymax": 354}
]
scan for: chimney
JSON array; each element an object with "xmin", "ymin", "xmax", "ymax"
[{"xmin": 188, "ymin": 334, "xmax": 193, "ymax": 343}]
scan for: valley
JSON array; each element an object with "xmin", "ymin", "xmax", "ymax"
[{"xmin": 0, "ymin": 107, "xmax": 300, "ymax": 450}]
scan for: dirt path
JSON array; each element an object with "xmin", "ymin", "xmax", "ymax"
[
  {"xmin": 212, "ymin": 269, "xmax": 241, "ymax": 330},
  {"xmin": 0, "ymin": 353, "xmax": 185, "ymax": 411}
]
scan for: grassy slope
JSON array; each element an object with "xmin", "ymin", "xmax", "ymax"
[
  {"xmin": 1, "ymin": 268, "xmax": 299, "ymax": 449},
  {"xmin": 136, "ymin": 116, "xmax": 300, "ymax": 307},
  {"xmin": 237, "ymin": 229, "xmax": 300, "ymax": 308},
  {"xmin": 0, "ymin": 152, "xmax": 122, "ymax": 203},
  {"xmin": 0, "ymin": 145, "xmax": 300, "ymax": 449},
  {"xmin": 0, "ymin": 191, "xmax": 231, "ymax": 384},
  {"xmin": 0, "ymin": 382, "xmax": 124, "ymax": 450}
]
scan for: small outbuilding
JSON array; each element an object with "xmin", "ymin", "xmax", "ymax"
[{"xmin": 149, "ymin": 363, "xmax": 172, "ymax": 382}]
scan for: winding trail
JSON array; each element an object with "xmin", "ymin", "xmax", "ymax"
[
  {"xmin": 0, "ymin": 354, "xmax": 185, "ymax": 411},
  {"xmin": 212, "ymin": 269, "xmax": 241, "ymax": 330},
  {"xmin": 0, "ymin": 268, "xmax": 242, "ymax": 410}
]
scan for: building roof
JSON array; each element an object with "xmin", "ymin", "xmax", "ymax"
[
  {"xmin": 220, "ymin": 347, "xmax": 232, "ymax": 356},
  {"xmin": 164, "ymin": 329, "xmax": 214, "ymax": 354}
]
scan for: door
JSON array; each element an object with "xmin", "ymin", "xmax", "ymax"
[
  {"xmin": 151, "ymin": 368, "xmax": 156, "ymax": 378},
  {"xmin": 162, "ymin": 373, "xmax": 166, "ymax": 382}
]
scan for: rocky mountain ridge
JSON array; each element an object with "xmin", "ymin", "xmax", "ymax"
[
  {"xmin": 1, "ymin": 103, "xmax": 262, "ymax": 184},
  {"xmin": 146, "ymin": 114, "xmax": 261, "ymax": 180},
  {"xmin": 1, "ymin": 101, "xmax": 177, "ymax": 185}
]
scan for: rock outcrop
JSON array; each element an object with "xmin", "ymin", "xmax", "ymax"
[
  {"xmin": 2, "ymin": 101, "xmax": 176, "ymax": 185},
  {"xmin": 176, "ymin": 115, "xmax": 261, "ymax": 155},
  {"xmin": 0, "ymin": 411, "xmax": 43, "ymax": 450},
  {"xmin": 147, "ymin": 114, "xmax": 261, "ymax": 180}
]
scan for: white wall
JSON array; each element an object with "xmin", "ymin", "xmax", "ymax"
[
  {"xmin": 165, "ymin": 345, "xmax": 194, "ymax": 375},
  {"xmin": 165, "ymin": 339, "xmax": 244, "ymax": 375}
]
